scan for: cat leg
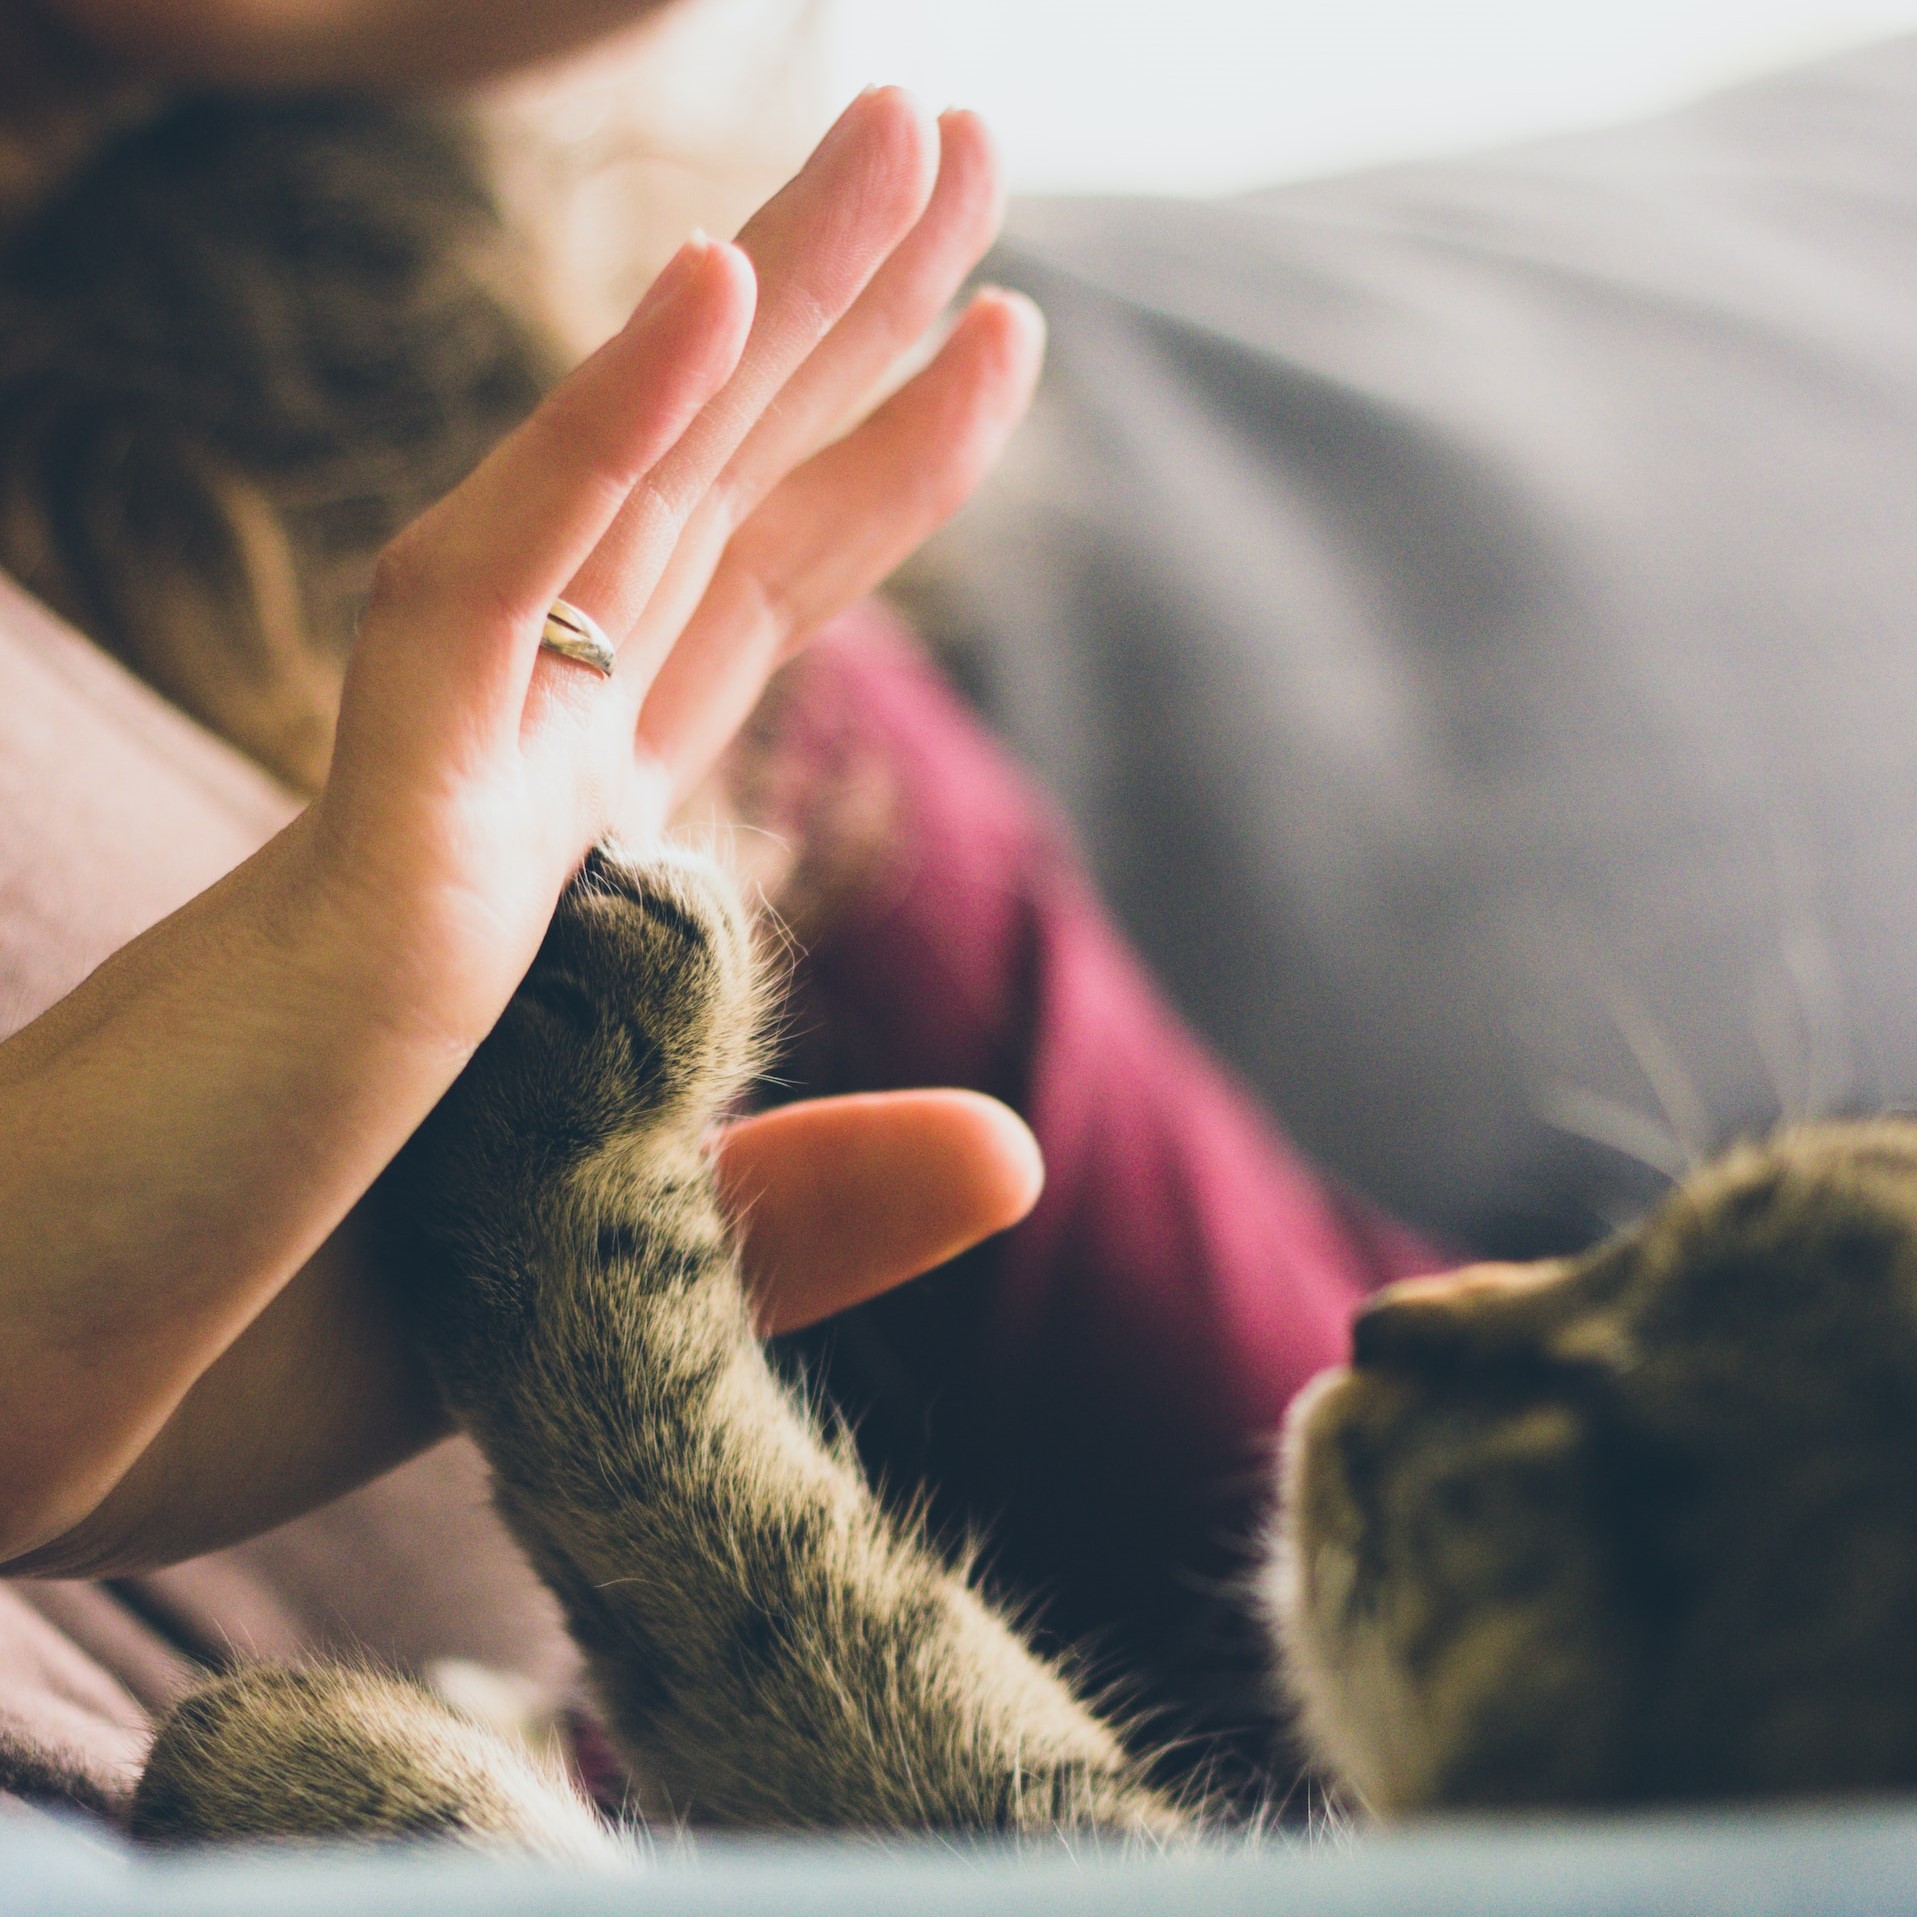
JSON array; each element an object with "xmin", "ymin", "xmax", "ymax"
[
  {"xmin": 130, "ymin": 1665, "xmax": 621, "ymax": 1863},
  {"xmin": 386, "ymin": 845, "xmax": 1187, "ymax": 1838}
]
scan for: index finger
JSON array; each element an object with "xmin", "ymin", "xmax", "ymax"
[
  {"xmin": 716, "ymin": 1092, "xmax": 1045, "ymax": 1335},
  {"xmin": 334, "ymin": 234, "xmax": 756, "ymax": 779}
]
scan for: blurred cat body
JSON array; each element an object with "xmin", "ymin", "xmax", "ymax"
[{"xmin": 1275, "ymin": 1124, "xmax": 1917, "ymax": 1811}]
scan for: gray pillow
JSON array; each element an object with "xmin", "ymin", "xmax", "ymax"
[{"xmin": 910, "ymin": 33, "xmax": 1917, "ymax": 1255}]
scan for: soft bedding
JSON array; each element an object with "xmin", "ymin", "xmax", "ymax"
[{"xmin": 915, "ymin": 32, "xmax": 1917, "ymax": 1256}]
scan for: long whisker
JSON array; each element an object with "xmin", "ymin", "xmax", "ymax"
[
  {"xmin": 1536, "ymin": 1082, "xmax": 1687, "ymax": 1184},
  {"xmin": 1761, "ymin": 817, "xmax": 1858, "ymax": 1122},
  {"xmin": 1589, "ymin": 977, "xmax": 1711, "ymax": 1170}
]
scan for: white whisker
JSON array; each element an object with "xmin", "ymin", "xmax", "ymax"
[
  {"xmin": 1761, "ymin": 816, "xmax": 1857, "ymax": 1123},
  {"xmin": 1536, "ymin": 1083, "xmax": 1688, "ymax": 1183}
]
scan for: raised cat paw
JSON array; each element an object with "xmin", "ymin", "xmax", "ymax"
[
  {"xmin": 531, "ymin": 841, "xmax": 763, "ymax": 1138},
  {"xmin": 381, "ymin": 840, "xmax": 764, "ymax": 1410},
  {"xmin": 393, "ymin": 841, "xmax": 762, "ymax": 1235}
]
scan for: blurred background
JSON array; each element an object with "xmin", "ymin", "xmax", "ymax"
[
  {"xmin": 509, "ymin": 0, "xmax": 1917, "ymax": 361},
  {"xmin": 827, "ymin": 0, "xmax": 1917, "ymax": 191}
]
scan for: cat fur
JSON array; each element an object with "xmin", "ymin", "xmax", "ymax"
[
  {"xmin": 1274, "ymin": 1122, "xmax": 1917, "ymax": 1811},
  {"xmin": 130, "ymin": 845, "xmax": 1917, "ymax": 1847},
  {"xmin": 133, "ymin": 846, "xmax": 1183, "ymax": 1850}
]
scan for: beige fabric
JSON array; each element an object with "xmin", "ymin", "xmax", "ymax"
[
  {"xmin": 0, "ymin": 570, "xmax": 578, "ymax": 1815},
  {"xmin": 13, "ymin": 1583, "xmax": 194, "ymax": 1720},
  {"xmin": 0, "ymin": 568, "xmax": 295, "ymax": 1031},
  {"xmin": 477, "ymin": 0, "xmax": 834, "ymax": 359},
  {"xmin": 188, "ymin": 1440, "xmax": 574, "ymax": 1691},
  {"xmin": 0, "ymin": 1586, "xmax": 152, "ymax": 1812}
]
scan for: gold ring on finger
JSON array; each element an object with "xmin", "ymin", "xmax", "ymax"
[{"xmin": 540, "ymin": 598, "xmax": 617, "ymax": 678}]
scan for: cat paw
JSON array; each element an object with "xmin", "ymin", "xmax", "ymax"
[
  {"xmin": 389, "ymin": 840, "xmax": 764, "ymax": 1251},
  {"xmin": 131, "ymin": 1666, "xmax": 619, "ymax": 1864},
  {"xmin": 529, "ymin": 841, "xmax": 764, "ymax": 1135}
]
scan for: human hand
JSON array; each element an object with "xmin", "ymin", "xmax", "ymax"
[
  {"xmin": 310, "ymin": 87, "xmax": 1038, "ymax": 1062},
  {"xmin": 8, "ymin": 1086, "xmax": 1041, "ymax": 1577},
  {"xmin": 0, "ymin": 89, "xmax": 1042, "ymax": 1566}
]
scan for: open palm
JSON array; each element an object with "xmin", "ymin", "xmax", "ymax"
[{"xmin": 317, "ymin": 90, "xmax": 1042, "ymax": 1055}]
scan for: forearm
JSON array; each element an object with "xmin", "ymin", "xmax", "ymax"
[
  {"xmin": 6, "ymin": 1085, "xmax": 1043, "ymax": 1578},
  {"xmin": 26, "ymin": 0, "xmax": 676, "ymax": 88},
  {"xmin": 3, "ymin": 1210, "xmax": 450, "ymax": 1578},
  {"xmin": 513, "ymin": 1292, "xmax": 1169, "ymax": 1834},
  {"xmin": 0, "ymin": 809, "xmax": 478, "ymax": 1562}
]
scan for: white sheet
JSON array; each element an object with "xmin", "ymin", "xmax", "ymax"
[{"xmin": 828, "ymin": 0, "xmax": 1917, "ymax": 190}]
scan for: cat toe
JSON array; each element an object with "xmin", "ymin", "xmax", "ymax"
[
  {"xmin": 390, "ymin": 841, "xmax": 764, "ymax": 1249},
  {"xmin": 572, "ymin": 842, "xmax": 758, "ymax": 1025},
  {"xmin": 526, "ymin": 840, "xmax": 766, "ymax": 1134}
]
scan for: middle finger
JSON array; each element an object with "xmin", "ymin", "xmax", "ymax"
[
  {"xmin": 619, "ymin": 109, "xmax": 1006, "ymax": 700},
  {"xmin": 550, "ymin": 87, "xmax": 941, "ymax": 679}
]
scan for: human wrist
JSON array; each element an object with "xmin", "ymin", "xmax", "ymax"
[{"xmin": 296, "ymin": 774, "xmax": 555, "ymax": 1063}]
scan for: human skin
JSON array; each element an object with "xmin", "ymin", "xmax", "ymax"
[
  {"xmin": 0, "ymin": 90, "xmax": 1048, "ymax": 1574},
  {"xmin": 26, "ymin": 0, "xmax": 685, "ymax": 88}
]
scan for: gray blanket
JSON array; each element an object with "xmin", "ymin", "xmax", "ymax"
[{"xmin": 912, "ymin": 33, "xmax": 1917, "ymax": 1254}]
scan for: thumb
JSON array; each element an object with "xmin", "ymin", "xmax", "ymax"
[{"xmin": 713, "ymin": 1091, "xmax": 1044, "ymax": 1336}]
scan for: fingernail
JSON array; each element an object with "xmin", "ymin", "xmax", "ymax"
[
  {"xmin": 634, "ymin": 231, "xmax": 716, "ymax": 323},
  {"xmin": 824, "ymin": 83, "xmax": 907, "ymax": 151}
]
